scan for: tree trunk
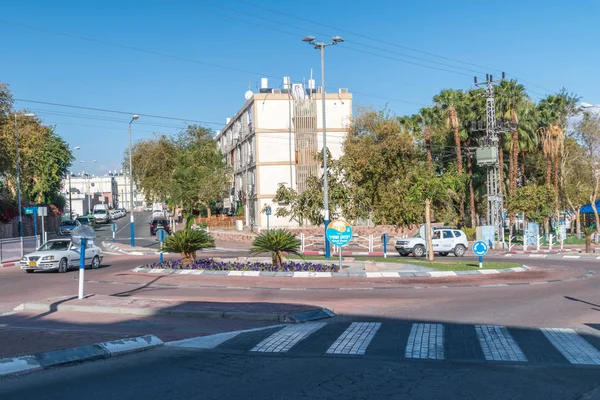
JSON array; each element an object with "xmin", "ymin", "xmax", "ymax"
[
  {"xmin": 545, "ymin": 155, "xmax": 552, "ymax": 186},
  {"xmin": 182, "ymin": 251, "xmax": 195, "ymax": 266},
  {"xmin": 272, "ymin": 251, "xmax": 283, "ymax": 267},
  {"xmin": 199, "ymin": 201, "xmax": 211, "ymax": 218},
  {"xmin": 575, "ymin": 211, "xmax": 581, "ymax": 240},
  {"xmin": 467, "ymin": 139, "xmax": 476, "ymax": 228},
  {"xmin": 585, "ymin": 234, "xmax": 592, "ymax": 253},
  {"xmin": 425, "ymin": 199, "xmax": 434, "ymax": 261},
  {"xmin": 509, "ymin": 130, "xmax": 518, "ymax": 196},
  {"xmin": 425, "ymin": 126, "xmax": 432, "ymax": 173},
  {"xmin": 553, "ymin": 153, "xmax": 560, "ymax": 221},
  {"xmin": 451, "ymin": 114, "xmax": 465, "ymax": 227},
  {"xmin": 520, "ymin": 152, "xmax": 526, "ymax": 187}
]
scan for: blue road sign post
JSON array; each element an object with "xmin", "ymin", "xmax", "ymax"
[
  {"xmin": 265, "ymin": 206, "xmax": 272, "ymax": 231},
  {"xmin": 472, "ymin": 240, "xmax": 489, "ymax": 269},
  {"xmin": 71, "ymin": 225, "xmax": 96, "ymax": 300},
  {"xmin": 382, "ymin": 233, "xmax": 388, "ymax": 258},
  {"xmin": 111, "ymin": 223, "xmax": 117, "ymax": 243},
  {"xmin": 326, "ymin": 220, "xmax": 353, "ymax": 271},
  {"xmin": 158, "ymin": 228, "xmax": 167, "ymax": 263}
]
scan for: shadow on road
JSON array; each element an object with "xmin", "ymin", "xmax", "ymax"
[{"xmin": 564, "ymin": 296, "xmax": 600, "ymax": 309}]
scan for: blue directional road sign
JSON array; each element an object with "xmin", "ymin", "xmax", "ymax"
[{"xmin": 472, "ymin": 240, "xmax": 489, "ymax": 256}]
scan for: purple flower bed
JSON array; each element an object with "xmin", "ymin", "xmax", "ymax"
[{"xmin": 142, "ymin": 258, "xmax": 338, "ymax": 272}]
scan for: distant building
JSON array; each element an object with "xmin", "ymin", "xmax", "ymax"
[
  {"xmin": 215, "ymin": 76, "xmax": 352, "ymax": 229},
  {"xmin": 61, "ymin": 173, "xmax": 144, "ymax": 214}
]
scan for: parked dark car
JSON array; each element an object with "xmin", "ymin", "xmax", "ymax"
[
  {"xmin": 57, "ymin": 220, "xmax": 80, "ymax": 236},
  {"xmin": 150, "ymin": 218, "xmax": 171, "ymax": 236},
  {"xmin": 76, "ymin": 216, "xmax": 94, "ymax": 227}
]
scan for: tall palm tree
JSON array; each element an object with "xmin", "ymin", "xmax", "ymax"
[
  {"xmin": 537, "ymin": 91, "xmax": 580, "ymax": 218},
  {"xmin": 434, "ymin": 89, "xmax": 466, "ymax": 225},
  {"xmin": 495, "ymin": 80, "xmax": 529, "ymax": 197},
  {"xmin": 419, "ymin": 107, "xmax": 439, "ymax": 173}
]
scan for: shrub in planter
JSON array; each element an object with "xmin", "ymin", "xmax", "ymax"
[
  {"xmin": 249, "ymin": 228, "xmax": 302, "ymax": 267},
  {"xmin": 163, "ymin": 228, "xmax": 215, "ymax": 265}
]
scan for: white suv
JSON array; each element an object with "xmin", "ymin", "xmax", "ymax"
[{"xmin": 395, "ymin": 228, "xmax": 468, "ymax": 257}]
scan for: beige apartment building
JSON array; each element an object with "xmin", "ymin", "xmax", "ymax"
[{"xmin": 215, "ymin": 77, "xmax": 352, "ymax": 229}]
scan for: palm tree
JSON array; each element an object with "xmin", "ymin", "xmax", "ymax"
[
  {"xmin": 495, "ymin": 80, "xmax": 529, "ymax": 196},
  {"xmin": 249, "ymin": 229, "xmax": 303, "ymax": 267},
  {"xmin": 434, "ymin": 89, "xmax": 467, "ymax": 225},
  {"xmin": 163, "ymin": 228, "xmax": 215, "ymax": 265},
  {"xmin": 418, "ymin": 107, "xmax": 439, "ymax": 172}
]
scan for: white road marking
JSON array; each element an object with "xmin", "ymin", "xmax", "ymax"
[
  {"xmin": 542, "ymin": 328, "xmax": 600, "ymax": 365},
  {"xmin": 405, "ymin": 323, "xmax": 444, "ymax": 360},
  {"xmin": 475, "ymin": 325, "xmax": 527, "ymax": 362},
  {"xmin": 167, "ymin": 325, "xmax": 286, "ymax": 349},
  {"xmin": 528, "ymin": 254, "xmax": 547, "ymax": 258},
  {"xmin": 326, "ymin": 322, "xmax": 381, "ymax": 355},
  {"xmin": 251, "ymin": 322, "xmax": 326, "ymax": 353}
]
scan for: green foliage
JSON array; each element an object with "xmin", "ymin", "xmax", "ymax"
[
  {"xmin": 235, "ymin": 205, "xmax": 244, "ymax": 217},
  {"xmin": 249, "ymin": 229, "xmax": 303, "ymax": 267},
  {"xmin": 163, "ymin": 228, "xmax": 215, "ymax": 265},
  {"xmin": 128, "ymin": 125, "xmax": 231, "ymax": 220},
  {"xmin": 462, "ymin": 227, "xmax": 476, "ymax": 241},
  {"xmin": 506, "ymin": 185, "xmax": 556, "ymax": 223}
]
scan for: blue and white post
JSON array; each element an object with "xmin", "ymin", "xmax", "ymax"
[
  {"xmin": 383, "ymin": 233, "xmax": 388, "ymax": 259},
  {"xmin": 158, "ymin": 228, "xmax": 165, "ymax": 263},
  {"xmin": 78, "ymin": 237, "xmax": 87, "ymax": 299},
  {"xmin": 111, "ymin": 223, "xmax": 117, "ymax": 243}
]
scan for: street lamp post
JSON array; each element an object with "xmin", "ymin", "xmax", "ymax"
[
  {"xmin": 128, "ymin": 115, "xmax": 139, "ymax": 247},
  {"xmin": 80, "ymin": 160, "xmax": 97, "ymax": 214},
  {"xmin": 67, "ymin": 146, "xmax": 81, "ymax": 218},
  {"xmin": 14, "ymin": 113, "xmax": 35, "ymax": 237},
  {"xmin": 302, "ymin": 35, "xmax": 343, "ymax": 259}
]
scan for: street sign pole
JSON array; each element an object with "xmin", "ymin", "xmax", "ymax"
[
  {"xmin": 79, "ymin": 237, "xmax": 87, "ymax": 299},
  {"xmin": 383, "ymin": 233, "xmax": 387, "ymax": 259},
  {"xmin": 111, "ymin": 223, "xmax": 117, "ymax": 243},
  {"xmin": 158, "ymin": 228, "xmax": 165, "ymax": 263},
  {"xmin": 479, "ymin": 255, "xmax": 483, "ymax": 269}
]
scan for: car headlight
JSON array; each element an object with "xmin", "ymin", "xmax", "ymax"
[
  {"xmin": 21, "ymin": 257, "xmax": 27, "ymax": 261},
  {"xmin": 41, "ymin": 256, "xmax": 55, "ymax": 261}
]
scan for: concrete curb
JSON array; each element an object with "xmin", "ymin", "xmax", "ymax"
[
  {"xmin": 131, "ymin": 265, "xmax": 531, "ymax": 278},
  {"xmin": 0, "ymin": 334, "xmax": 163, "ymax": 377},
  {"xmin": 14, "ymin": 302, "xmax": 336, "ymax": 324},
  {"xmin": 102, "ymin": 241, "xmax": 160, "ymax": 256}
]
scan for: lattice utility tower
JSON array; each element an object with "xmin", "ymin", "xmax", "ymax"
[{"xmin": 473, "ymin": 72, "xmax": 512, "ymax": 242}]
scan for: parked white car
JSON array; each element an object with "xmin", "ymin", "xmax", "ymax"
[
  {"xmin": 395, "ymin": 227, "xmax": 469, "ymax": 257},
  {"xmin": 20, "ymin": 239, "xmax": 103, "ymax": 273}
]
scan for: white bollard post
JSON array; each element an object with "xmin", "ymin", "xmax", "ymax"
[
  {"xmin": 523, "ymin": 232, "xmax": 528, "ymax": 252},
  {"xmin": 300, "ymin": 233, "xmax": 305, "ymax": 253},
  {"xmin": 549, "ymin": 234, "xmax": 553, "ymax": 251},
  {"xmin": 536, "ymin": 235, "xmax": 541, "ymax": 251}
]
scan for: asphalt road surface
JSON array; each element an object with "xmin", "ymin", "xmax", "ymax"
[{"xmin": 1, "ymin": 346, "xmax": 599, "ymax": 400}]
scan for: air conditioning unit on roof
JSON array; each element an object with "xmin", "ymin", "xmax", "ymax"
[
  {"xmin": 339, "ymin": 88, "xmax": 349, "ymax": 94},
  {"xmin": 273, "ymin": 88, "xmax": 282, "ymax": 94}
]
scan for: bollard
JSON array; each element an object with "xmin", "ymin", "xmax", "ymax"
[
  {"xmin": 549, "ymin": 234, "xmax": 553, "ymax": 251},
  {"xmin": 78, "ymin": 237, "xmax": 87, "ymax": 300}
]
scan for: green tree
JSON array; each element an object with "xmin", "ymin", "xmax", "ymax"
[
  {"xmin": 163, "ymin": 228, "xmax": 215, "ymax": 265},
  {"xmin": 574, "ymin": 112, "xmax": 600, "ymax": 239},
  {"xmin": 418, "ymin": 107, "xmax": 439, "ymax": 172},
  {"xmin": 506, "ymin": 185, "xmax": 555, "ymax": 225},
  {"xmin": 249, "ymin": 229, "xmax": 303, "ymax": 267},
  {"xmin": 434, "ymin": 89, "xmax": 467, "ymax": 225}
]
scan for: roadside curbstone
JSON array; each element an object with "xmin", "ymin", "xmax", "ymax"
[{"xmin": 0, "ymin": 335, "xmax": 163, "ymax": 378}]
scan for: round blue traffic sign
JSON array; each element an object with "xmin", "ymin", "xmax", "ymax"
[{"xmin": 472, "ymin": 240, "xmax": 489, "ymax": 256}]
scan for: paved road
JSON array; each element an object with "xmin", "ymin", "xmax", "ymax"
[{"xmin": 1, "ymin": 346, "xmax": 599, "ymax": 400}]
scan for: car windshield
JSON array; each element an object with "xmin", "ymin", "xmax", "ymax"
[
  {"xmin": 77, "ymin": 218, "xmax": 89, "ymax": 224},
  {"xmin": 94, "ymin": 210, "xmax": 106, "ymax": 215},
  {"xmin": 60, "ymin": 221, "xmax": 76, "ymax": 226},
  {"xmin": 38, "ymin": 241, "xmax": 71, "ymax": 251}
]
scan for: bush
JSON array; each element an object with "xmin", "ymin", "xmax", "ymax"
[
  {"xmin": 163, "ymin": 229, "xmax": 215, "ymax": 265},
  {"xmin": 235, "ymin": 206, "xmax": 244, "ymax": 217},
  {"xmin": 462, "ymin": 227, "xmax": 476, "ymax": 240},
  {"xmin": 249, "ymin": 229, "xmax": 302, "ymax": 266}
]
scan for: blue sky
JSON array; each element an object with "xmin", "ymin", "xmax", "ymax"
[{"xmin": 1, "ymin": 0, "xmax": 599, "ymax": 174}]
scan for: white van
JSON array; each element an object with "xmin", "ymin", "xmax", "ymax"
[{"xmin": 93, "ymin": 204, "xmax": 111, "ymax": 224}]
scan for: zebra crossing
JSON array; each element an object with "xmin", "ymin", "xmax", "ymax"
[{"xmin": 168, "ymin": 321, "xmax": 600, "ymax": 368}]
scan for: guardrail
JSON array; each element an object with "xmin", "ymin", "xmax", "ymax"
[
  {"xmin": 299, "ymin": 233, "xmax": 397, "ymax": 254},
  {"xmin": 0, "ymin": 236, "xmax": 39, "ymax": 264}
]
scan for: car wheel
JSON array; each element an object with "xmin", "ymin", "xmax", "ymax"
[
  {"xmin": 439, "ymin": 252, "xmax": 449, "ymax": 257},
  {"xmin": 25, "ymin": 269, "xmax": 34, "ymax": 273},
  {"xmin": 454, "ymin": 245, "xmax": 466, "ymax": 257},
  {"xmin": 91, "ymin": 256, "xmax": 100, "ymax": 269},
  {"xmin": 399, "ymin": 252, "xmax": 410, "ymax": 257},
  {"xmin": 412, "ymin": 245, "xmax": 425, "ymax": 257},
  {"xmin": 57, "ymin": 258, "xmax": 68, "ymax": 273}
]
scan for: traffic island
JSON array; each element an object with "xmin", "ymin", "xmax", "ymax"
[{"xmin": 14, "ymin": 295, "xmax": 336, "ymax": 323}]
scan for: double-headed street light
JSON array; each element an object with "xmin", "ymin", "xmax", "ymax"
[
  {"xmin": 129, "ymin": 114, "xmax": 139, "ymax": 247},
  {"xmin": 14, "ymin": 112, "xmax": 36, "ymax": 237},
  {"xmin": 302, "ymin": 35, "xmax": 344, "ymax": 259}
]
